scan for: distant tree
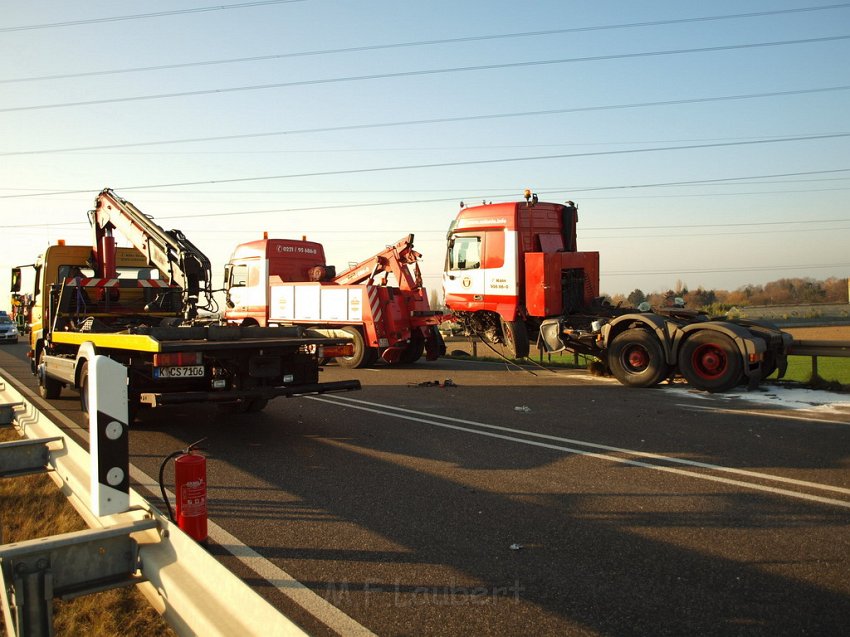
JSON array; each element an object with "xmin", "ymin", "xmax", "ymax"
[
  {"xmin": 685, "ymin": 287, "xmax": 716, "ymax": 309},
  {"xmin": 627, "ymin": 288, "xmax": 646, "ymax": 307},
  {"xmin": 614, "ymin": 275, "xmax": 846, "ymax": 309},
  {"xmin": 824, "ymin": 277, "xmax": 849, "ymax": 303},
  {"xmin": 608, "ymin": 293, "xmax": 627, "ymax": 307},
  {"xmin": 798, "ymin": 279, "xmax": 826, "ymax": 304}
]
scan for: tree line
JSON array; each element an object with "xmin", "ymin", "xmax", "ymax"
[{"xmin": 608, "ymin": 276, "xmax": 849, "ymax": 314}]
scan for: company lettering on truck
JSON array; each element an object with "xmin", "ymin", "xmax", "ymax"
[
  {"xmin": 457, "ymin": 217, "xmax": 508, "ymax": 229},
  {"xmin": 276, "ymin": 245, "xmax": 320, "ymax": 255},
  {"xmin": 489, "ymin": 277, "xmax": 510, "ymax": 290}
]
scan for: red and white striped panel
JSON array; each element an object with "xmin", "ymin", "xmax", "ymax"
[
  {"xmin": 66, "ymin": 277, "xmax": 120, "ymax": 288},
  {"xmin": 367, "ymin": 286, "xmax": 382, "ymax": 322},
  {"xmin": 65, "ymin": 278, "xmax": 175, "ymax": 288}
]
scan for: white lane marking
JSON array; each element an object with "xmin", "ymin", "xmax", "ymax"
[
  {"xmin": 0, "ymin": 368, "xmax": 373, "ymax": 637},
  {"xmin": 324, "ymin": 395, "xmax": 850, "ymax": 497},
  {"xmin": 677, "ymin": 402, "xmax": 850, "ymax": 426},
  {"xmin": 128, "ymin": 467, "xmax": 376, "ymax": 637},
  {"xmin": 306, "ymin": 395, "xmax": 850, "ymax": 509}
]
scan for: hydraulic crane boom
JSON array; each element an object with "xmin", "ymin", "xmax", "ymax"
[
  {"xmin": 89, "ymin": 188, "xmax": 214, "ymax": 320},
  {"xmin": 332, "ymin": 234, "xmax": 424, "ymax": 291}
]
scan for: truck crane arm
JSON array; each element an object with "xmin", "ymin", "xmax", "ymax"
[
  {"xmin": 88, "ymin": 188, "xmax": 214, "ymax": 320},
  {"xmin": 332, "ymin": 234, "xmax": 424, "ymax": 291}
]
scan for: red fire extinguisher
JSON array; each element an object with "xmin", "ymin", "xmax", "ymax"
[{"xmin": 159, "ymin": 438, "xmax": 208, "ymax": 543}]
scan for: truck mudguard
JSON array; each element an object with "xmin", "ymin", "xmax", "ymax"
[
  {"xmin": 601, "ymin": 313, "xmax": 675, "ymax": 365},
  {"xmin": 538, "ymin": 319, "xmax": 567, "ymax": 353},
  {"xmin": 675, "ymin": 321, "xmax": 767, "ymax": 371}
]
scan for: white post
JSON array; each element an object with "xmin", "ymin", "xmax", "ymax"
[{"xmin": 89, "ymin": 355, "xmax": 129, "ymax": 516}]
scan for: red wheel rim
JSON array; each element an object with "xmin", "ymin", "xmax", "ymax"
[
  {"xmin": 623, "ymin": 345, "xmax": 650, "ymax": 372},
  {"xmin": 691, "ymin": 343, "xmax": 727, "ymax": 380}
]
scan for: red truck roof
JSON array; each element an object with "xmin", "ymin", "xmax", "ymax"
[
  {"xmin": 451, "ymin": 200, "xmax": 578, "ymax": 253},
  {"xmin": 229, "ymin": 238, "xmax": 329, "ymax": 283},
  {"xmin": 229, "ymin": 238, "xmax": 326, "ymax": 262}
]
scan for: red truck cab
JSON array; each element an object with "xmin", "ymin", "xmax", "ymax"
[
  {"xmin": 443, "ymin": 199, "xmax": 599, "ymax": 323},
  {"xmin": 224, "ymin": 238, "xmax": 328, "ymax": 326}
]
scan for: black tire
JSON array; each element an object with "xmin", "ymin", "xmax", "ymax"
[
  {"xmin": 247, "ymin": 398, "xmax": 268, "ymax": 412},
  {"xmin": 501, "ymin": 319, "xmax": 530, "ymax": 359},
  {"xmin": 678, "ymin": 331, "xmax": 744, "ymax": 393},
  {"xmin": 37, "ymin": 349, "xmax": 62, "ymax": 399},
  {"xmin": 608, "ymin": 329, "xmax": 668, "ymax": 388},
  {"xmin": 398, "ymin": 332, "xmax": 425, "ymax": 364},
  {"xmin": 79, "ymin": 361, "xmax": 90, "ymax": 416},
  {"xmin": 336, "ymin": 326, "xmax": 378, "ymax": 369}
]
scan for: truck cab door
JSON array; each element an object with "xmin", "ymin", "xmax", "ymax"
[{"xmin": 443, "ymin": 234, "xmax": 487, "ymax": 310}]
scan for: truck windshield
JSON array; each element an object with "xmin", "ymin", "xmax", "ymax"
[{"xmin": 447, "ymin": 235, "xmax": 481, "ymax": 271}]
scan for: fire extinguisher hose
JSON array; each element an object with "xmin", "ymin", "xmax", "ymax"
[{"xmin": 158, "ymin": 437, "xmax": 207, "ymax": 523}]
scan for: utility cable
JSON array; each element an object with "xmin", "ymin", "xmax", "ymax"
[
  {"xmin": 3, "ymin": 139, "xmax": 849, "ymax": 201},
  {"xmin": 3, "ymin": 85, "xmax": 848, "ymax": 156},
  {"xmin": 3, "ymin": 35, "xmax": 849, "ymax": 113},
  {"xmin": 604, "ymin": 263, "xmax": 850, "ymax": 276},
  {"xmin": 0, "ymin": 0, "xmax": 307, "ymax": 33},
  {"xmin": 4, "ymin": 3, "xmax": 849, "ymax": 82}
]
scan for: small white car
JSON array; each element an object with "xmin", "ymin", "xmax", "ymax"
[{"xmin": 0, "ymin": 313, "xmax": 19, "ymax": 344}]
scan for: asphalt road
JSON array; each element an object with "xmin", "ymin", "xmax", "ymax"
[{"xmin": 2, "ymin": 342, "xmax": 849, "ymax": 636}]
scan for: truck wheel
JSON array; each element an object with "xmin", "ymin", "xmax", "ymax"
[
  {"xmin": 678, "ymin": 331, "xmax": 743, "ymax": 393},
  {"xmin": 399, "ymin": 332, "xmax": 425, "ymax": 364},
  {"xmin": 38, "ymin": 349, "xmax": 62, "ymax": 399},
  {"xmin": 501, "ymin": 319, "xmax": 530, "ymax": 359},
  {"xmin": 336, "ymin": 326, "xmax": 378, "ymax": 369},
  {"xmin": 608, "ymin": 330, "xmax": 668, "ymax": 388}
]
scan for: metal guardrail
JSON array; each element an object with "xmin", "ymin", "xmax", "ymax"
[
  {"xmin": 788, "ymin": 340, "xmax": 850, "ymax": 379},
  {"xmin": 0, "ymin": 375, "xmax": 309, "ymax": 637},
  {"xmin": 789, "ymin": 340, "xmax": 850, "ymax": 358},
  {"xmin": 784, "ymin": 339, "xmax": 850, "ymax": 384}
]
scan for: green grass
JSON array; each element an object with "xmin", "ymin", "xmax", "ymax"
[{"xmin": 769, "ymin": 355, "xmax": 850, "ymax": 388}]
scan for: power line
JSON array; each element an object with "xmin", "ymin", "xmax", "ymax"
[
  {"xmin": 603, "ymin": 263, "xmax": 850, "ymax": 276},
  {"xmin": 6, "ymin": 181, "xmax": 849, "ymax": 228},
  {"xmin": 0, "ymin": 0, "xmax": 307, "ymax": 33},
  {"xmin": 4, "ymin": 3, "xmax": 849, "ymax": 83},
  {"xmin": 3, "ymin": 141, "xmax": 850, "ymax": 202},
  {"xmin": 3, "ymin": 167, "xmax": 848, "ymax": 196},
  {"xmin": 4, "ymin": 85, "xmax": 849, "ymax": 157},
  {"xmin": 585, "ymin": 225, "xmax": 850, "ymax": 239},
  {"xmin": 61, "ymin": 171, "xmax": 850, "ymax": 195},
  {"xmin": 3, "ymin": 35, "xmax": 849, "ymax": 114}
]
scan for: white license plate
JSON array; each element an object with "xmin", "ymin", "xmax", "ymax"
[{"xmin": 154, "ymin": 365, "xmax": 205, "ymax": 379}]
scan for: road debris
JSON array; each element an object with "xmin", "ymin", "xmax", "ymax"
[{"xmin": 409, "ymin": 379, "xmax": 458, "ymax": 388}]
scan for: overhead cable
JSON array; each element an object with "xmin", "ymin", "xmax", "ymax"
[
  {"xmin": 2, "ymin": 135, "xmax": 849, "ymax": 200},
  {"xmin": 4, "ymin": 3, "xmax": 849, "ymax": 82},
  {"xmin": 3, "ymin": 85, "xmax": 849, "ymax": 156},
  {"xmin": 2, "ymin": 35, "xmax": 849, "ymax": 113},
  {"xmin": 0, "ymin": 0, "xmax": 307, "ymax": 33}
]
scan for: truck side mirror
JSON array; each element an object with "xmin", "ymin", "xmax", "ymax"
[
  {"xmin": 223, "ymin": 264, "xmax": 234, "ymax": 308},
  {"xmin": 10, "ymin": 267, "xmax": 21, "ymax": 293}
]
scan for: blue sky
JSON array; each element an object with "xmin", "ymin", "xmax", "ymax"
[{"xmin": 2, "ymin": 0, "xmax": 848, "ymax": 311}]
